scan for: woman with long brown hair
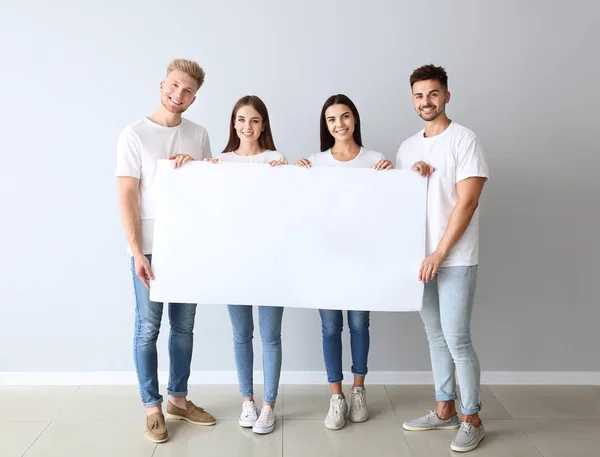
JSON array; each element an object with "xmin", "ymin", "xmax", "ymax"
[
  {"xmin": 295, "ymin": 94, "xmax": 393, "ymax": 431},
  {"xmin": 204, "ymin": 95, "xmax": 286, "ymax": 435}
]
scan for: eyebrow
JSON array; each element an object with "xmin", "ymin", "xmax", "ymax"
[
  {"xmin": 326, "ymin": 111, "xmax": 351, "ymax": 120},
  {"xmin": 413, "ymin": 89, "xmax": 440, "ymax": 96},
  {"xmin": 172, "ymin": 79, "xmax": 195, "ymax": 91},
  {"xmin": 237, "ymin": 116, "xmax": 261, "ymax": 120}
]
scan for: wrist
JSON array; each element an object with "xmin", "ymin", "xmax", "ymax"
[{"xmin": 434, "ymin": 248, "xmax": 448, "ymax": 260}]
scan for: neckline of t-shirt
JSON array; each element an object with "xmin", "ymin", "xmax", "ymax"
[
  {"xmin": 420, "ymin": 121, "xmax": 455, "ymax": 140},
  {"xmin": 229, "ymin": 149, "xmax": 271, "ymax": 158},
  {"xmin": 144, "ymin": 117, "xmax": 184, "ymax": 130},
  {"xmin": 327, "ymin": 147, "xmax": 365, "ymax": 163}
]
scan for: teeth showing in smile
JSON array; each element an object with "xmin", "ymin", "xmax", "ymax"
[
  {"xmin": 336, "ymin": 129, "xmax": 348, "ymax": 134},
  {"xmin": 170, "ymin": 97, "xmax": 182, "ymax": 105}
]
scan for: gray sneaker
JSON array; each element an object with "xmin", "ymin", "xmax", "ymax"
[
  {"xmin": 402, "ymin": 410, "xmax": 460, "ymax": 431},
  {"xmin": 450, "ymin": 422, "xmax": 485, "ymax": 452}
]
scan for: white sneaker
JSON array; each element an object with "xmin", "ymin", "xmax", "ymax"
[
  {"xmin": 252, "ymin": 405, "xmax": 276, "ymax": 434},
  {"xmin": 239, "ymin": 400, "xmax": 258, "ymax": 427},
  {"xmin": 324, "ymin": 394, "xmax": 347, "ymax": 430},
  {"xmin": 349, "ymin": 387, "xmax": 369, "ymax": 422}
]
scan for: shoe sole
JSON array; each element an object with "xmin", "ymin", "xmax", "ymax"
[
  {"xmin": 402, "ymin": 423, "xmax": 460, "ymax": 431},
  {"xmin": 450, "ymin": 435, "xmax": 485, "ymax": 452},
  {"xmin": 239, "ymin": 419, "xmax": 257, "ymax": 428},
  {"xmin": 252, "ymin": 424, "xmax": 275, "ymax": 434},
  {"xmin": 145, "ymin": 433, "xmax": 168, "ymax": 444},
  {"xmin": 349, "ymin": 413, "xmax": 369, "ymax": 423},
  {"xmin": 166, "ymin": 413, "xmax": 216, "ymax": 426},
  {"xmin": 324, "ymin": 420, "xmax": 346, "ymax": 430}
]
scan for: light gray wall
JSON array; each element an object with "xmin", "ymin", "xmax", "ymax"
[{"xmin": 1, "ymin": 0, "xmax": 598, "ymax": 374}]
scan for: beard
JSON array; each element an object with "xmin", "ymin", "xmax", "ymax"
[
  {"xmin": 161, "ymin": 93, "xmax": 188, "ymax": 114},
  {"xmin": 418, "ymin": 103, "xmax": 445, "ymax": 121}
]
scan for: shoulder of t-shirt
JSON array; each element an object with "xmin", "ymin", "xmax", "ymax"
[
  {"xmin": 181, "ymin": 118, "xmax": 208, "ymax": 135},
  {"xmin": 119, "ymin": 118, "xmax": 146, "ymax": 138},
  {"xmin": 360, "ymin": 148, "xmax": 384, "ymax": 159},
  {"xmin": 397, "ymin": 129, "xmax": 425, "ymax": 151},
  {"xmin": 448, "ymin": 122, "xmax": 477, "ymax": 141},
  {"xmin": 307, "ymin": 150, "xmax": 329, "ymax": 161},
  {"xmin": 268, "ymin": 150, "xmax": 286, "ymax": 160}
]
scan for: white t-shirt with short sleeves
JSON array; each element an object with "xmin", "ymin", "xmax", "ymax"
[
  {"xmin": 307, "ymin": 148, "xmax": 384, "ymax": 168},
  {"xmin": 217, "ymin": 150, "xmax": 287, "ymax": 164},
  {"xmin": 115, "ymin": 117, "xmax": 212, "ymax": 254},
  {"xmin": 396, "ymin": 122, "xmax": 489, "ymax": 267}
]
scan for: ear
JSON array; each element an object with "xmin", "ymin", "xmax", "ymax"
[
  {"xmin": 190, "ymin": 95, "xmax": 197, "ymax": 105},
  {"xmin": 159, "ymin": 80, "xmax": 165, "ymax": 91},
  {"xmin": 446, "ymin": 90, "xmax": 451, "ymax": 104}
]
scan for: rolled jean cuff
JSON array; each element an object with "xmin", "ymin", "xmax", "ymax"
[
  {"xmin": 327, "ymin": 374, "xmax": 344, "ymax": 384},
  {"xmin": 264, "ymin": 394, "xmax": 278, "ymax": 404},
  {"xmin": 351, "ymin": 367, "xmax": 368, "ymax": 377},
  {"xmin": 142, "ymin": 398, "xmax": 163, "ymax": 408},
  {"xmin": 435, "ymin": 393, "xmax": 457, "ymax": 402},
  {"xmin": 167, "ymin": 390, "xmax": 188, "ymax": 398},
  {"xmin": 240, "ymin": 389, "xmax": 254, "ymax": 398},
  {"xmin": 460, "ymin": 403, "xmax": 482, "ymax": 416}
]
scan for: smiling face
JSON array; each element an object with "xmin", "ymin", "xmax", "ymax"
[
  {"xmin": 324, "ymin": 104, "xmax": 356, "ymax": 142},
  {"xmin": 233, "ymin": 104, "xmax": 264, "ymax": 145},
  {"xmin": 159, "ymin": 69, "xmax": 198, "ymax": 114},
  {"xmin": 411, "ymin": 79, "xmax": 451, "ymax": 122}
]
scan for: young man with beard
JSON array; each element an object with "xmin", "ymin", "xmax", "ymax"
[
  {"xmin": 116, "ymin": 58, "xmax": 215, "ymax": 443},
  {"xmin": 397, "ymin": 64, "xmax": 489, "ymax": 452}
]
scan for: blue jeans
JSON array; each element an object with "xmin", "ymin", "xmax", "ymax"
[
  {"xmin": 319, "ymin": 310, "xmax": 370, "ymax": 383},
  {"xmin": 227, "ymin": 305, "xmax": 284, "ymax": 404},
  {"xmin": 421, "ymin": 265, "xmax": 481, "ymax": 415},
  {"xmin": 132, "ymin": 255, "xmax": 197, "ymax": 407}
]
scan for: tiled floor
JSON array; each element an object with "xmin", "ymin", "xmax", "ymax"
[{"xmin": 1, "ymin": 384, "xmax": 600, "ymax": 456}]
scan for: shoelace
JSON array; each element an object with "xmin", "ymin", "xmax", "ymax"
[
  {"xmin": 425, "ymin": 410, "xmax": 437, "ymax": 420},
  {"xmin": 242, "ymin": 401, "xmax": 256, "ymax": 418},
  {"xmin": 459, "ymin": 422, "xmax": 473, "ymax": 435},
  {"xmin": 331, "ymin": 398, "xmax": 343, "ymax": 416},
  {"xmin": 352, "ymin": 391, "xmax": 365, "ymax": 409},
  {"xmin": 257, "ymin": 406, "xmax": 273, "ymax": 424}
]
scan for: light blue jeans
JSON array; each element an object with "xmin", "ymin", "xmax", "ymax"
[
  {"xmin": 420, "ymin": 265, "xmax": 482, "ymax": 415},
  {"xmin": 132, "ymin": 255, "xmax": 197, "ymax": 407},
  {"xmin": 227, "ymin": 305, "xmax": 284, "ymax": 404}
]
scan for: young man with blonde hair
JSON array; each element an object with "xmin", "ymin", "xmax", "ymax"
[{"xmin": 115, "ymin": 58, "xmax": 215, "ymax": 443}]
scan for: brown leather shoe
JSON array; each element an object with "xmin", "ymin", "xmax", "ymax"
[
  {"xmin": 166, "ymin": 400, "xmax": 216, "ymax": 426},
  {"xmin": 145, "ymin": 411, "xmax": 168, "ymax": 443}
]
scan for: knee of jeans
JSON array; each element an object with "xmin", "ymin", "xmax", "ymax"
[
  {"xmin": 445, "ymin": 334, "xmax": 473, "ymax": 356},
  {"xmin": 232, "ymin": 328, "xmax": 254, "ymax": 345},
  {"xmin": 138, "ymin": 319, "xmax": 160, "ymax": 342},
  {"xmin": 321, "ymin": 321, "xmax": 342, "ymax": 339},
  {"xmin": 348, "ymin": 312, "xmax": 370, "ymax": 333},
  {"xmin": 170, "ymin": 320, "xmax": 194, "ymax": 336},
  {"xmin": 426, "ymin": 331, "xmax": 448, "ymax": 349},
  {"xmin": 261, "ymin": 331, "xmax": 281, "ymax": 348}
]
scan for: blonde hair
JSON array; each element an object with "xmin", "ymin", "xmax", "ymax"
[{"xmin": 167, "ymin": 58, "xmax": 205, "ymax": 90}]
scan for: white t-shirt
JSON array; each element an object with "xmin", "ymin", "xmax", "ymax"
[
  {"xmin": 115, "ymin": 117, "xmax": 212, "ymax": 254},
  {"xmin": 307, "ymin": 148, "xmax": 384, "ymax": 168},
  {"xmin": 217, "ymin": 150, "xmax": 287, "ymax": 164},
  {"xmin": 396, "ymin": 122, "xmax": 489, "ymax": 267}
]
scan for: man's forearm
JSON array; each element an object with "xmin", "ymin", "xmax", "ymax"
[
  {"xmin": 435, "ymin": 201, "xmax": 478, "ymax": 258},
  {"xmin": 119, "ymin": 192, "xmax": 144, "ymax": 256}
]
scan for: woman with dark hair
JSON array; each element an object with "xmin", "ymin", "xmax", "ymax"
[
  {"xmin": 295, "ymin": 94, "xmax": 393, "ymax": 431},
  {"xmin": 204, "ymin": 95, "xmax": 286, "ymax": 435}
]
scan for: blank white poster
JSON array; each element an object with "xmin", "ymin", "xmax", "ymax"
[{"xmin": 149, "ymin": 161, "xmax": 426, "ymax": 312}]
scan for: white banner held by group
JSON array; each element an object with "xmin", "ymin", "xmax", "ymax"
[{"xmin": 149, "ymin": 161, "xmax": 426, "ymax": 312}]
